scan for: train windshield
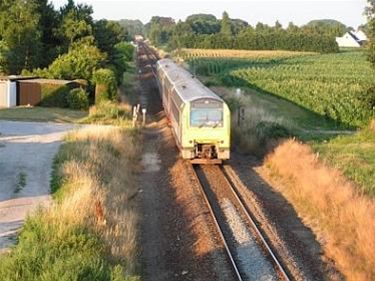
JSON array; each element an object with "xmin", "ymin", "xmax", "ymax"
[{"xmin": 190, "ymin": 99, "xmax": 223, "ymax": 128}]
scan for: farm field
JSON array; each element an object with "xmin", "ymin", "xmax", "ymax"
[
  {"xmin": 185, "ymin": 49, "xmax": 373, "ymax": 128},
  {"xmin": 180, "ymin": 49, "xmax": 375, "ymax": 195}
]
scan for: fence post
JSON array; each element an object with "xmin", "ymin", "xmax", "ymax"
[{"xmin": 142, "ymin": 108, "xmax": 147, "ymax": 126}]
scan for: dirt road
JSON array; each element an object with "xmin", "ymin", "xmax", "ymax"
[{"xmin": 0, "ymin": 120, "xmax": 76, "ymax": 252}]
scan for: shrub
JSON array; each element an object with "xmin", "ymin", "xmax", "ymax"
[
  {"xmin": 93, "ymin": 68, "xmax": 117, "ymax": 104},
  {"xmin": 40, "ymin": 84, "xmax": 70, "ymax": 107},
  {"xmin": 67, "ymin": 88, "xmax": 89, "ymax": 110}
]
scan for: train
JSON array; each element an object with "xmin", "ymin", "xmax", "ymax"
[{"xmin": 156, "ymin": 58, "xmax": 230, "ymax": 164}]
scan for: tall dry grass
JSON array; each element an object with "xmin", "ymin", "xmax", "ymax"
[
  {"xmin": 61, "ymin": 126, "xmax": 141, "ymax": 271},
  {"xmin": 263, "ymin": 139, "xmax": 375, "ymax": 281},
  {"xmin": 370, "ymin": 119, "xmax": 375, "ymax": 132}
]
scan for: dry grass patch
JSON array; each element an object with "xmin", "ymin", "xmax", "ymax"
[
  {"xmin": 371, "ymin": 119, "xmax": 375, "ymax": 132},
  {"xmin": 262, "ymin": 139, "xmax": 375, "ymax": 281}
]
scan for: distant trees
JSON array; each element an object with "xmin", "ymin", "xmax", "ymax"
[
  {"xmin": 146, "ymin": 12, "xmax": 340, "ymax": 53},
  {"xmin": 118, "ymin": 19, "xmax": 144, "ymax": 40},
  {"xmin": 220, "ymin": 11, "xmax": 232, "ymax": 36},
  {"xmin": 145, "ymin": 16, "xmax": 175, "ymax": 46}
]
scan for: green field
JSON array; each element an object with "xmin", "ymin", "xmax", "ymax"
[{"xmin": 188, "ymin": 50, "xmax": 373, "ymax": 128}]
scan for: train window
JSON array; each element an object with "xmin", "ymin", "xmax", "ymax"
[{"xmin": 190, "ymin": 108, "xmax": 223, "ymax": 128}]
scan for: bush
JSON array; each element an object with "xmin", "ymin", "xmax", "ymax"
[
  {"xmin": 67, "ymin": 88, "xmax": 89, "ymax": 110},
  {"xmin": 40, "ymin": 84, "xmax": 70, "ymax": 107},
  {"xmin": 93, "ymin": 68, "xmax": 117, "ymax": 104}
]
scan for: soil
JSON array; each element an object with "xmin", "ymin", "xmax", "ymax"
[{"xmin": 137, "ymin": 42, "xmax": 234, "ymax": 281}]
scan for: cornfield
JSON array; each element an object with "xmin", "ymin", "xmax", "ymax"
[
  {"xmin": 187, "ymin": 51, "xmax": 374, "ymax": 127},
  {"xmin": 176, "ymin": 48, "xmax": 316, "ymax": 60}
]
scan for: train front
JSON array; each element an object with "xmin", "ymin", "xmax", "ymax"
[{"xmin": 184, "ymin": 97, "xmax": 230, "ymax": 164}]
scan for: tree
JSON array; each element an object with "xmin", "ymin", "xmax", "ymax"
[
  {"xmin": 185, "ymin": 14, "xmax": 220, "ymax": 34},
  {"xmin": 47, "ymin": 39, "xmax": 106, "ymax": 81},
  {"xmin": 365, "ymin": 0, "xmax": 375, "ymax": 67},
  {"xmin": 118, "ymin": 19, "xmax": 144, "ymax": 40},
  {"xmin": 0, "ymin": 0, "xmax": 43, "ymax": 74},
  {"xmin": 93, "ymin": 20, "xmax": 125, "ymax": 58},
  {"xmin": 170, "ymin": 20, "xmax": 194, "ymax": 50},
  {"xmin": 221, "ymin": 11, "xmax": 232, "ymax": 36},
  {"xmin": 33, "ymin": 0, "xmax": 60, "ymax": 67},
  {"xmin": 56, "ymin": 0, "xmax": 94, "ymax": 52}
]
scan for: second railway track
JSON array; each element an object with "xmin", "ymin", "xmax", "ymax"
[{"xmin": 191, "ymin": 163, "xmax": 291, "ymax": 281}]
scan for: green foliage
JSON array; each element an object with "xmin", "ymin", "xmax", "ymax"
[
  {"xmin": 145, "ymin": 16, "xmax": 175, "ymax": 45},
  {"xmin": 0, "ymin": 210, "xmax": 128, "ymax": 281},
  {"xmin": 220, "ymin": 11, "xmax": 232, "ymax": 36},
  {"xmin": 366, "ymin": 0, "xmax": 375, "ymax": 68},
  {"xmin": 94, "ymin": 20, "xmax": 125, "ymax": 58},
  {"xmin": 93, "ymin": 69, "xmax": 118, "ymax": 104},
  {"xmin": 48, "ymin": 40, "xmax": 106, "ymax": 81},
  {"xmin": 0, "ymin": 0, "xmax": 43, "ymax": 74},
  {"xmin": 185, "ymin": 14, "xmax": 220, "ymax": 35},
  {"xmin": 188, "ymin": 51, "xmax": 374, "ymax": 127},
  {"xmin": 304, "ymin": 19, "xmax": 348, "ymax": 37},
  {"xmin": 254, "ymin": 121, "xmax": 291, "ymax": 144},
  {"xmin": 67, "ymin": 88, "xmax": 89, "ymax": 110},
  {"xmin": 118, "ymin": 19, "xmax": 144, "ymax": 40},
  {"xmin": 0, "ymin": 40, "xmax": 9, "ymax": 74},
  {"xmin": 313, "ymin": 129, "xmax": 375, "ymax": 196},
  {"xmin": 84, "ymin": 101, "xmax": 132, "ymax": 125},
  {"xmin": 40, "ymin": 84, "xmax": 70, "ymax": 107}
]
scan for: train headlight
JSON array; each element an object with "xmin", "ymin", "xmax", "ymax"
[
  {"xmin": 189, "ymin": 140, "xmax": 193, "ymax": 144},
  {"xmin": 220, "ymin": 140, "xmax": 224, "ymax": 144}
]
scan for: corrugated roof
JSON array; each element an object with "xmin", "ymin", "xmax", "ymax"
[{"xmin": 157, "ymin": 58, "xmax": 222, "ymax": 103}]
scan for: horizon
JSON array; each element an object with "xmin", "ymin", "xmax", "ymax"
[{"xmin": 51, "ymin": 0, "xmax": 368, "ymax": 28}]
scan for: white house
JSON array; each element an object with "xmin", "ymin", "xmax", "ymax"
[{"xmin": 336, "ymin": 31, "xmax": 368, "ymax": 48}]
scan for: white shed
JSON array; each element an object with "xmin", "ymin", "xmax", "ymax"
[{"xmin": 0, "ymin": 77, "xmax": 17, "ymax": 108}]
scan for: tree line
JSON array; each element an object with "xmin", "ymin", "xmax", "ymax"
[
  {"xmin": 0, "ymin": 0, "xmax": 132, "ymax": 82},
  {"xmin": 144, "ymin": 12, "xmax": 351, "ymax": 53}
]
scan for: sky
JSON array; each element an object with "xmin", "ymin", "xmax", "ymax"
[{"xmin": 51, "ymin": 0, "xmax": 369, "ymax": 28}]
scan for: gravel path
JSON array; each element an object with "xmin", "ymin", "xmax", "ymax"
[{"xmin": 0, "ymin": 120, "xmax": 76, "ymax": 252}]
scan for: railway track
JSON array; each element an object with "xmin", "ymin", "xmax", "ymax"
[{"xmin": 191, "ymin": 164, "xmax": 291, "ymax": 281}]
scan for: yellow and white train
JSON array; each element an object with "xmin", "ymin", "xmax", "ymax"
[{"xmin": 156, "ymin": 58, "xmax": 230, "ymax": 164}]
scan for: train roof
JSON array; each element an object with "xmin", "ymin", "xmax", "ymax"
[{"xmin": 157, "ymin": 59, "xmax": 223, "ymax": 103}]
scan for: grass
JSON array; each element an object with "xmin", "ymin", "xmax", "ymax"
[
  {"xmin": 262, "ymin": 139, "xmax": 375, "ymax": 281},
  {"xmin": 0, "ymin": 125, "xmax": 141, "ymax": 280},
  {"xmin": 312, "ymin": 128, "xmax": 375, "ymax": 196},
  {"xmin": 0, "ymin": 106, "xmax": 88, "ymax": 123}
]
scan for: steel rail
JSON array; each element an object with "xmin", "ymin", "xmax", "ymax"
[
  {"xmin": 220, "ymin": 166, "xmax": 291, "ymax": 281},
  {"xmin": 191, "ymin": 164, "xmax": 244, "ymax": 281}
]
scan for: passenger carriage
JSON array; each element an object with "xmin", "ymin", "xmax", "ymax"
[{"xmin": 156, "ymin": 59, "xmax": 230, "ymax": 164}]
